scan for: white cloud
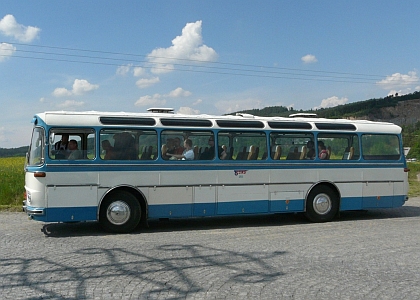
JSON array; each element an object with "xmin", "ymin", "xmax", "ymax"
[
  {"xmin": 134, "ymin": 87, "xmax": 191, "ymax": 107},
  {"xmin": 57, "ymin": 100, "xmax": 85, "ymax": 109},
  {"xmin": 134, "ymin": 94, "xmax": 166, "ymax": 107},
  {"xmin": 133, "ymin": 67, "xmax": 145, "ymax": 77},
  {"xmin": 72, "ymin": 79, "xmax": 99, "ymax": 95},
  {"xmin": 168, "ymin": 87, "xmax": 192, "ymax": 98},
  {"xmin": 301, "ymin": 54, "xmax": 318, "ymax": 64},
  {"xmin": 116, "ymin": 64, "xmax": 132, "ymax": 76},
  {"xmin": 136, "ymin": 77, "xmax": 160, "ymax": 89},
  {"xmin": 53, "ymin": 87, "xmax": 72, "ymax": 97},
  {"xmin": 0, "ymin": 42, "xmax": 16, "ymax": 61},
  {"xmin": 215, "ymin": 98, "xmax": 264, "ymax": 115},
  {"xmin": 193, "ymin": 99, "xmax": 202, "ymax": 105},
  {"xmin": 0, "ymin": 14, "xmax": 40, "ymax": 42},
  {"xmin": 53, "ymin": 79, "xmax": 99, "ymax": 97},
  {"xmin": 147, "ymin": 20, "xmax": 218, "ymax": 74},
  {"xmin": 377, "ymin": 71, "xmax": 419, "ymax": 89},
  {"xmin": 314, "ymin": 96, "xmax": 348, "ymax": 110},
  {"xmin": 177, "ymin": 107, "xmax": 200, "ymax": 115}
]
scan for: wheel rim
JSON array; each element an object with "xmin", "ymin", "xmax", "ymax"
[
  {"xmin": 106, "ymin": 200, "xmax": 131, "ymax": 225},
  {"xmin": 312, "ymin": 193, "xmax": 332, "ymax": 215}
]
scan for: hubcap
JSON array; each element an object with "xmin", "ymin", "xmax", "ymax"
[
  {"xmin": 106, "ymin": 201, "xmax": 131, "ymax": 225},
  {"xmin": 312, "ymin": 193, "xmax": 332, "ymax": 215}
]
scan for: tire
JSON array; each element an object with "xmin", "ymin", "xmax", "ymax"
[
  {"xmin": 99, "ymin": 190, "xmax": 141, "ymax": 233},
  {"xmin": 304, "ymin": 185, "xmax": 338, "ymax": 222}
]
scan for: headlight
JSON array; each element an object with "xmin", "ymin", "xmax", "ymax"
[{"xmin": 26, "ymin": 191, "xmax": 32, "ymax": 204}]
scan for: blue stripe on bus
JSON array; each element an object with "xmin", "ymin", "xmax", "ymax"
[
  {"xmin": 26, "ymin": 162, "xmax": 406, "ymax": 173},
  {"xmin": 27, "ymin": 206, "xmax": 97, "ymax": 222},
  {"xmin": 27, "ymin": 194, "xmax": 406, "ymax": 222}
]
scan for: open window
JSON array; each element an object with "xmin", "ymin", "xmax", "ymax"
[{"xmin": 49, "ymin": 128, "xmax": 95, "ymax": 160}]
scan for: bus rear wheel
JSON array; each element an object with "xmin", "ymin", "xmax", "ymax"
[
  {"xmin": 99, "ymin": 190, "xmax": 141, "ymax": 233},
  {"xmin": 305, "ymin": 186, "xmax": 338, "ymax": 222}
]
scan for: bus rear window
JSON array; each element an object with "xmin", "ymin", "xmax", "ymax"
[{"xmin": 362, "ymin": 134, "xmax": 401, "ymax": 160}]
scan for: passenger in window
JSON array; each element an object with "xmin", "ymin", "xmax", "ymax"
[
  {"xmin": 318, "ymin": 141, "xmax": 328, "ymax": 160},
  {"xmin": 68, "ymin": 140, "xmax": 83, "ymax": 160},
  {"xmin": 172, "ymin": 137, "xmax": 185, "ymax": 155},
  {"xmin": 167, "ymin": 139, "xmax": 194, "ymax": 160},
  {"xmin": 166, "ymin": 138, "xmax": 175, "ymax": 154},
  {"xmin": 200, "ymin": 137, "xmax": 227, "ymax": 160},
  {"xmin": 54, "ymin": 134, "xmax": 70, "ymax": 159},
  {"xmin": 102, "ymin": 140, "xmax": 115, "ymax": 160},
  {"xmin": 306, "ymin": 141, "xmax": 315, "ymax": 160}
]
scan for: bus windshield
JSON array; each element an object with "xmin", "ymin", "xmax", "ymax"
[{"xmin": 28, "ymin": 127, "xmax": 44, "ymax": 166}]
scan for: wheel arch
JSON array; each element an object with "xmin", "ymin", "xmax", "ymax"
[
  {"xmin": 305, "ymin": 181, "xmax": 341, "ymax": 212},
  {"xmin": 98, "ymin": 185, "xmax": 148, "ymax": 225}
]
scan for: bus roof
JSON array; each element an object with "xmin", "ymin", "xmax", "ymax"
[{"xmin": 34, "ymin": 110, "xmax": 402, "ymax": 134}]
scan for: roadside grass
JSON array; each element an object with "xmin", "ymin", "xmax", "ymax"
[
  {"xmin": 0, "ymin": 157, "xmax": 25, "ymax": 211},
  {"xmin": 407, "ymin": 162, "xmax": 420, "ymax": 197},
  {"xmin": 1, "ymin": 158, "xmax": 419, "ymax": 212}
]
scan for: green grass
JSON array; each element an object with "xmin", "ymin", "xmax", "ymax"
[
  {"xmin": 0, "ymin": 157, "xmax": 25, "ymax": 209},
  {"xmin": 407, "ymin": 162, "xmax": 420, "ymax": 197},
  {"xmin": 1, "ymin": 157, "xmax": 419, "ymax": 211}
]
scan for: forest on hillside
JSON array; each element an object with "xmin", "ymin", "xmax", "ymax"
[{"xmin": 0, "ymin": 146, "xmax": 28, "ymax": 158}]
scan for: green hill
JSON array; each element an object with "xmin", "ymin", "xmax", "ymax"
[{"xmin": 0, "ymin": 146, "xmax": 28, "ymax": 158}]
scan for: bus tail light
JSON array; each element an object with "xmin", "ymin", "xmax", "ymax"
[
  {"xmin": 404, "ymin": 168, "xmax": 410, "ymax": 172},
  {"xmin": 34, "ymin": 172, "xmax": 46, "ymax": 178}
]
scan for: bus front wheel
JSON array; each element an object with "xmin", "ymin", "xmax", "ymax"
[
  {"xmin": 305, "ymin": 186, "xmax": 338, "ymax": 222},
  {"xmin": 99, "ymin": 190, "xmax": 141, "ymax": 233}
]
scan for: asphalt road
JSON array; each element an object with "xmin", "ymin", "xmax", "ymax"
[{"xmin": 1, "ymin": 198, "xmax": 420, "ymax": 299}]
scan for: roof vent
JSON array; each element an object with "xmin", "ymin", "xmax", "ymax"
[
  {"xmin": 147, "ymin": 108, "xmax": 174, "ymax": 114},
  {"xmin": 236, "ymin": 113, "xmax": 255, "ymax": 118},
  {"xmin": 289, "ymin": 113, "xmax": 317, "ymax": 118}
]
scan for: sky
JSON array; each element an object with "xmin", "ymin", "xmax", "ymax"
[{"xmin": 1, "ymin": 1, "xmax": 420, "ymax": 148}]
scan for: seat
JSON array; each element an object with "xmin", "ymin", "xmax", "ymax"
[
  {"xmin": 349, "ymin": 146, "xmax": 354, "ymax": 159},
  {"xmin": 327, "ymin": 146, "xmax": 332, "ymax": 160},
  {"xmin": 286, "ymin": 147, "xmax": 299, "ymax": 160},
  {"xmin": 300, "ymin": 145, "xmax": 307, "ymax": 159},
  {"xmin": 161, "ymin": 144, "xmax": 168, "ymax": 160},
  {"xmin": 193, "ymin": 146, "xmax": 199, "ymax": 160},
  {"xmin": 140, "ymin": 145, "xmax": 153, "ymax": 160},
  {"xmin": 273, "ymin": 145, "xmax": 282, "ymax": 160},
  {"xmin": 261, "ymin": 152, "xmax": 268, "ymax": 160},
  {"xmin": 236, "ymin": 146, "xmax": 247, "ymax": 160},
  {"xmin": 227, "ymin": 147, "xmax": 234, "ymax": 160},
  {"xmin": 247, "ymin": 145, "xmax": 257, "ymax": 160}
]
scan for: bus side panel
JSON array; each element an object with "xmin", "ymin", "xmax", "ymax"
[
  {"xmin": 46, "ymin": 186, "xmax": 98, "ymax": 222},
  {"xmin": 269, "ymin": 185, "xmax": 305, "ymax": 212},
  {"xmin": 362, "ymin": 182, "xmax": 394, "ymax": 208},
  {"xmin": 217, "ymin": 185, "xmax": 269, "ymax": 215},
  {"xmin": 148, "ymin": 187, "xmax": 193, "ymax": 218},
  {"xmin": 393, "ymin": 180, "xmax": 408, "ymax": 207},
  {"xmin": 338, "ymin": 182, "xmax": 363, "ymax": 211},
  {"xmin": 193, "ymin": 185, "xmax": 216, "ymax": 217}
]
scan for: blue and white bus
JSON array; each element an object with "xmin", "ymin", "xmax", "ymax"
[{"xmin": 24, "ymin": 109, "xmax": 409, "ymax": 233}]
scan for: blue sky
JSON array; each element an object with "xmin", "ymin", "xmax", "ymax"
[{"xmin": 1, "ymin": 1, "xmax": 419, "ymax": 148}]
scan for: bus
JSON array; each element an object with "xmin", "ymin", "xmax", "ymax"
[{"xmin": 24, "ymin": 110, "xmax": 409, "ymax": 233}]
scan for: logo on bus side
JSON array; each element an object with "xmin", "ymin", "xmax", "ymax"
[{"xmin": 234, "ymin": 170, "xmax": 248, "ymax": 178}]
